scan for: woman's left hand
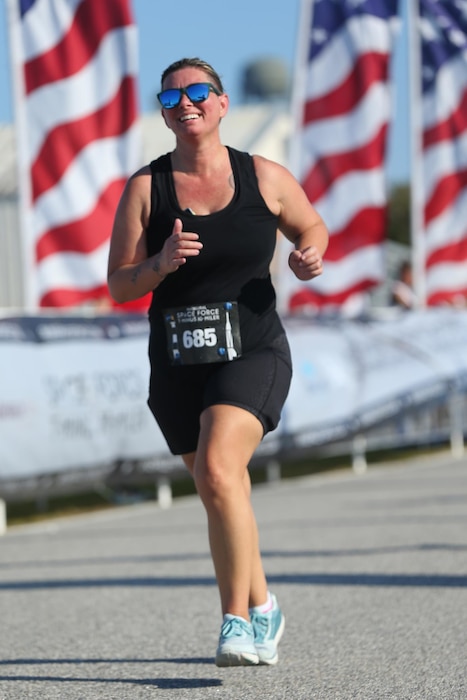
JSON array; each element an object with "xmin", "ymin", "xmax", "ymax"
[{"xmin": 288, "ymin": 246, "xmax": 324, "ymax": 281}]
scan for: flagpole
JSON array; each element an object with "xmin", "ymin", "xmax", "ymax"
[
  {"xmin": 407, "ymin": 0, "xmax": 426, "ymax": 308},
  {"xmin": 288, "ymin": 0, "xmax": 314, "ymax": 180},
  {"xmin": 6, "ymin": 0, "xmax": 36, "ymax": 310},
  {"xmin": 276, "ymin": 0, "xmax": 315, "ymax": 317}
]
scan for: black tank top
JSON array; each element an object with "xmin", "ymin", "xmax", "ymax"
[{"xmin": 146, "ymin": 147, "xmax": 285, "ymax": 354}]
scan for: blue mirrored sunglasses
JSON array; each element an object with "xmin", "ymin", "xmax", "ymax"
[{"xmin": 157, "ymin": 82, "xmax": 221, "ymax": 109}]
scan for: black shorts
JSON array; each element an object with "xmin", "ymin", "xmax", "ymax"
[{"xmin": 147, "ymin": 333, "xmax": 292, "ymax": 455}]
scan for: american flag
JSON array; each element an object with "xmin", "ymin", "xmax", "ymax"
[
  {"xmin": 282, "ymin": 0, "xmax": 400, "ymax": 316},
  {"xmin": 9, "ymin": 0, "xmax": 143, "ymax": 309},
  {"xmin": 420, "ymin": 0, "xmax": 467, "ymax": 306}
]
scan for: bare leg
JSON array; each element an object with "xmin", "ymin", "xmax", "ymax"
[
  {"xmin": 241, "ymin": 469, "xmax": 269, "ymax": 608},
  {"xmin": 184, "ymin": 404, "xmax": 268, "ymax": 620}
]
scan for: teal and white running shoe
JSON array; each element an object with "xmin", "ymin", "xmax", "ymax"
[
  {"xmin": 215, "ymin": 614, "xmax": 259, "ymax": 667},
  {"xmin": 250, "ymin": 594, "xmax": 285, "ymax": 665}
]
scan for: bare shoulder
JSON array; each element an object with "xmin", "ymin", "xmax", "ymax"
[
  {"xmin": 115, "ymin": 164, "xmax": 152, "ymax": 221},
  {"xmin": 251, "ymin": 153, "xmax": 307, "ymax": 214},
  {"xmin": 132, "ymin": 163, "xmax": 152, "ymax": 179},
  {"xmin": 251, "ymin": 154, "xmax": 302, "ymax": 193},
  {"xmin": 251, "ymin": 153, "xmax": 292, "ymax": 182},
  {"xmin": 124, "ymin": 164, "xmax": 152, "ymax": 197},
  {"xmin": 251, "ymin": 154, "xmax": 296, "ymax": 215}
]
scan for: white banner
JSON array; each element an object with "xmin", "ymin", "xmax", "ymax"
[
  {"xmin": 278, "ymin": 308, "xmax": 467, "ymax": 450},
  {"xmin": 1, "ymin": 309, "xmax": 467, "ymax": 479},
  {"xmin": 0, "ymin": 315, "xmax": 166, "ymax": 478}
]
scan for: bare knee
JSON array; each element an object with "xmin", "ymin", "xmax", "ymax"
[
  {"xmin": 193, "ymin": 447, "xmax": 234, "ymax": 506},
  {"xmin": 192, "ymin": 405, "xmax": 262, "ymax": 505}
]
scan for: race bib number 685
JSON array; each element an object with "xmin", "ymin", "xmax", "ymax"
[{"xmin": 163, "ymin": 302, "xmax": 242, "ymax": 365}]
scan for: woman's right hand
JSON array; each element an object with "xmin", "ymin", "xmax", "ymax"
[{"xmin": 157, "ymin": 218, "xmax": 203, "ymax": 276}]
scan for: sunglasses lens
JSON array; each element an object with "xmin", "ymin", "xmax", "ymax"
[
  {"xmin": 158, "ymin": 83, "xmax": 215, "ymax": 109},
  {"xmin": 158, "ymin": 89, "xmax": 182, "ymax": 109},
  {"xmin": 185, "ymin": 83, "xmax": 210, "ymax": 102}
]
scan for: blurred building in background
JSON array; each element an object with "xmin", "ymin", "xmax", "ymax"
[
  {"xmin": 0, "ymin": 57, "xmax": 406, "ymax": 312},
  {"xmin": 0, "ymin": 59, "xmax": 290, "ymax": 311}
]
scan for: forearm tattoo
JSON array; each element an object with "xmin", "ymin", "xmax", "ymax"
[
  {"xmin": 129, "ymin": 256, "xmax": 166, "ymax": 287},
  {"xmin": 130, "ymin": 266, "xmax": 141, "ymax": 285},
  {"xmin": 151, "ymin": 256, "xmax": 167, "ymax": 279}
]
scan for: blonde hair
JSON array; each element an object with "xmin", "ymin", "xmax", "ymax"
[{"xmin": 161, "ymin": 58, "xmax": 224, "ymax": 93}]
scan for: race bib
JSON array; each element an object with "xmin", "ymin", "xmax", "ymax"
[{"xmin": 163, "ymin": 302, "xmax": 242, "ymax": 365}]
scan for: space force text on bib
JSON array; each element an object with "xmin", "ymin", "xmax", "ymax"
[{"xmin": 163, "ymin": 302, "xmax": 242, "ymax": 365}]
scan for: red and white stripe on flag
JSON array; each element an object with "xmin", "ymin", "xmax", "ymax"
[
  {"xmin": 11, "ymin": 0, "xmax": 146, "ymax": 310},
  {"xmin": 282, "ymin": 0, "xmax": 400, "ymax": 316},
  {"xmin": 420, "ymin": 0, "xmax": 467, "ymax": 306}
]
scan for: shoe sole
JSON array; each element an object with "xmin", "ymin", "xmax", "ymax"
[
  {"xmin": 215, "ymin": 650, "xmax": 259, "ymax": 667},
  {"xmin": 256, "ymin": 613, "xmax": 285, "ymax": 666}
]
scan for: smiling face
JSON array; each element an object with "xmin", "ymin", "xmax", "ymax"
[{"xmin": 160, "ymin": 67, "xmax": 229, "ymax": 139}]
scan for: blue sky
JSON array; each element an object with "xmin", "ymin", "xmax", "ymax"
[{"xmin": 0, "ymin": 0, "xmax": 410, "ymax": 183}]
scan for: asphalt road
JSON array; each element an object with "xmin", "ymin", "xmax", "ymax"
[{"xmin": 0, "ymin": 450, "xmax": 466, "ymax": 699}]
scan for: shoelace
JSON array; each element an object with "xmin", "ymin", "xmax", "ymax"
[{"xmin": 222, "ymin": 617, "xmax": 252, "ymax": 638}]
